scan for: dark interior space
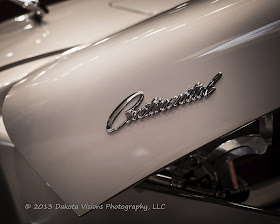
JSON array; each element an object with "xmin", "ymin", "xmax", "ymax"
[{"xmin": 0, "ymin": 0, "xmax": 68, "ymax": 22}]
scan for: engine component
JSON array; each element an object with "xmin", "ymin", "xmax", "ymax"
[{"xmin": 148, "ymin": 135, "xmax": 268, "ymax": 202}]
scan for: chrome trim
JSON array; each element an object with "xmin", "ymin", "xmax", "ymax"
[
  {"xmin": 10, "ymin": 0, "xmax": 49, "ymax": 20},
  {"xmin": 107, "ymin": 73, "xmax": 222, "ymax": 133}
]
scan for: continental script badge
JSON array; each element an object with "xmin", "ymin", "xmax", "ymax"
[{"xmin": 107, "ymin": 73, "xmax": 222, "ymax": 133}]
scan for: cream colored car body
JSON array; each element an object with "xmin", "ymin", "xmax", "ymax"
[{"xmin": 1, "ymin": 0, "xmax": 280, "ymax": 219}]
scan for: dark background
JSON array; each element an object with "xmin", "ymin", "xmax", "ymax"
[{"xmin": 0, "ymin": 0, "xmax": 67, "ymax": 23}]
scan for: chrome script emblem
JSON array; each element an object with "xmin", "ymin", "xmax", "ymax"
[{"xmin": 107, "ymin": 73, "xmax": 222, "ymax": 133}]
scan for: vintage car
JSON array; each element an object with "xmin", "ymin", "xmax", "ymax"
[{"xmin": 0, "ymin": 0, "xmax": 280, "ymax": 223}]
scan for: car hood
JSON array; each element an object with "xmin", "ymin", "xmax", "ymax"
[
  {"xmin": 2, "ymin": 0, "xmax": 280, "ymax": 217},
  {"xmin": 0, "ymin": 0, "xmax": 188, "ymax": 69},
  {"xmin": 0, "ymin": 0, "xmax": 188, "ymax": 115}
]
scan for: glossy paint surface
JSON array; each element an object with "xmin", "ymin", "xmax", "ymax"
[
  {"xmin": 3, "ymin": 0, "xmax": 280, "ymax": 216},
  {"xmin": 1, "ymin": 145, "xmax": 280, "ymax": 224},
  {"xmin": 109, "ymin": 0, "xmax": 189, "ymax": 15},
  {"xmin": 0, "ymin": 55, "xmax": 59, "ymax": 115},
  {"xmin": 1, "ymin": 0, "xmax": 179, "ymax": 68}
]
